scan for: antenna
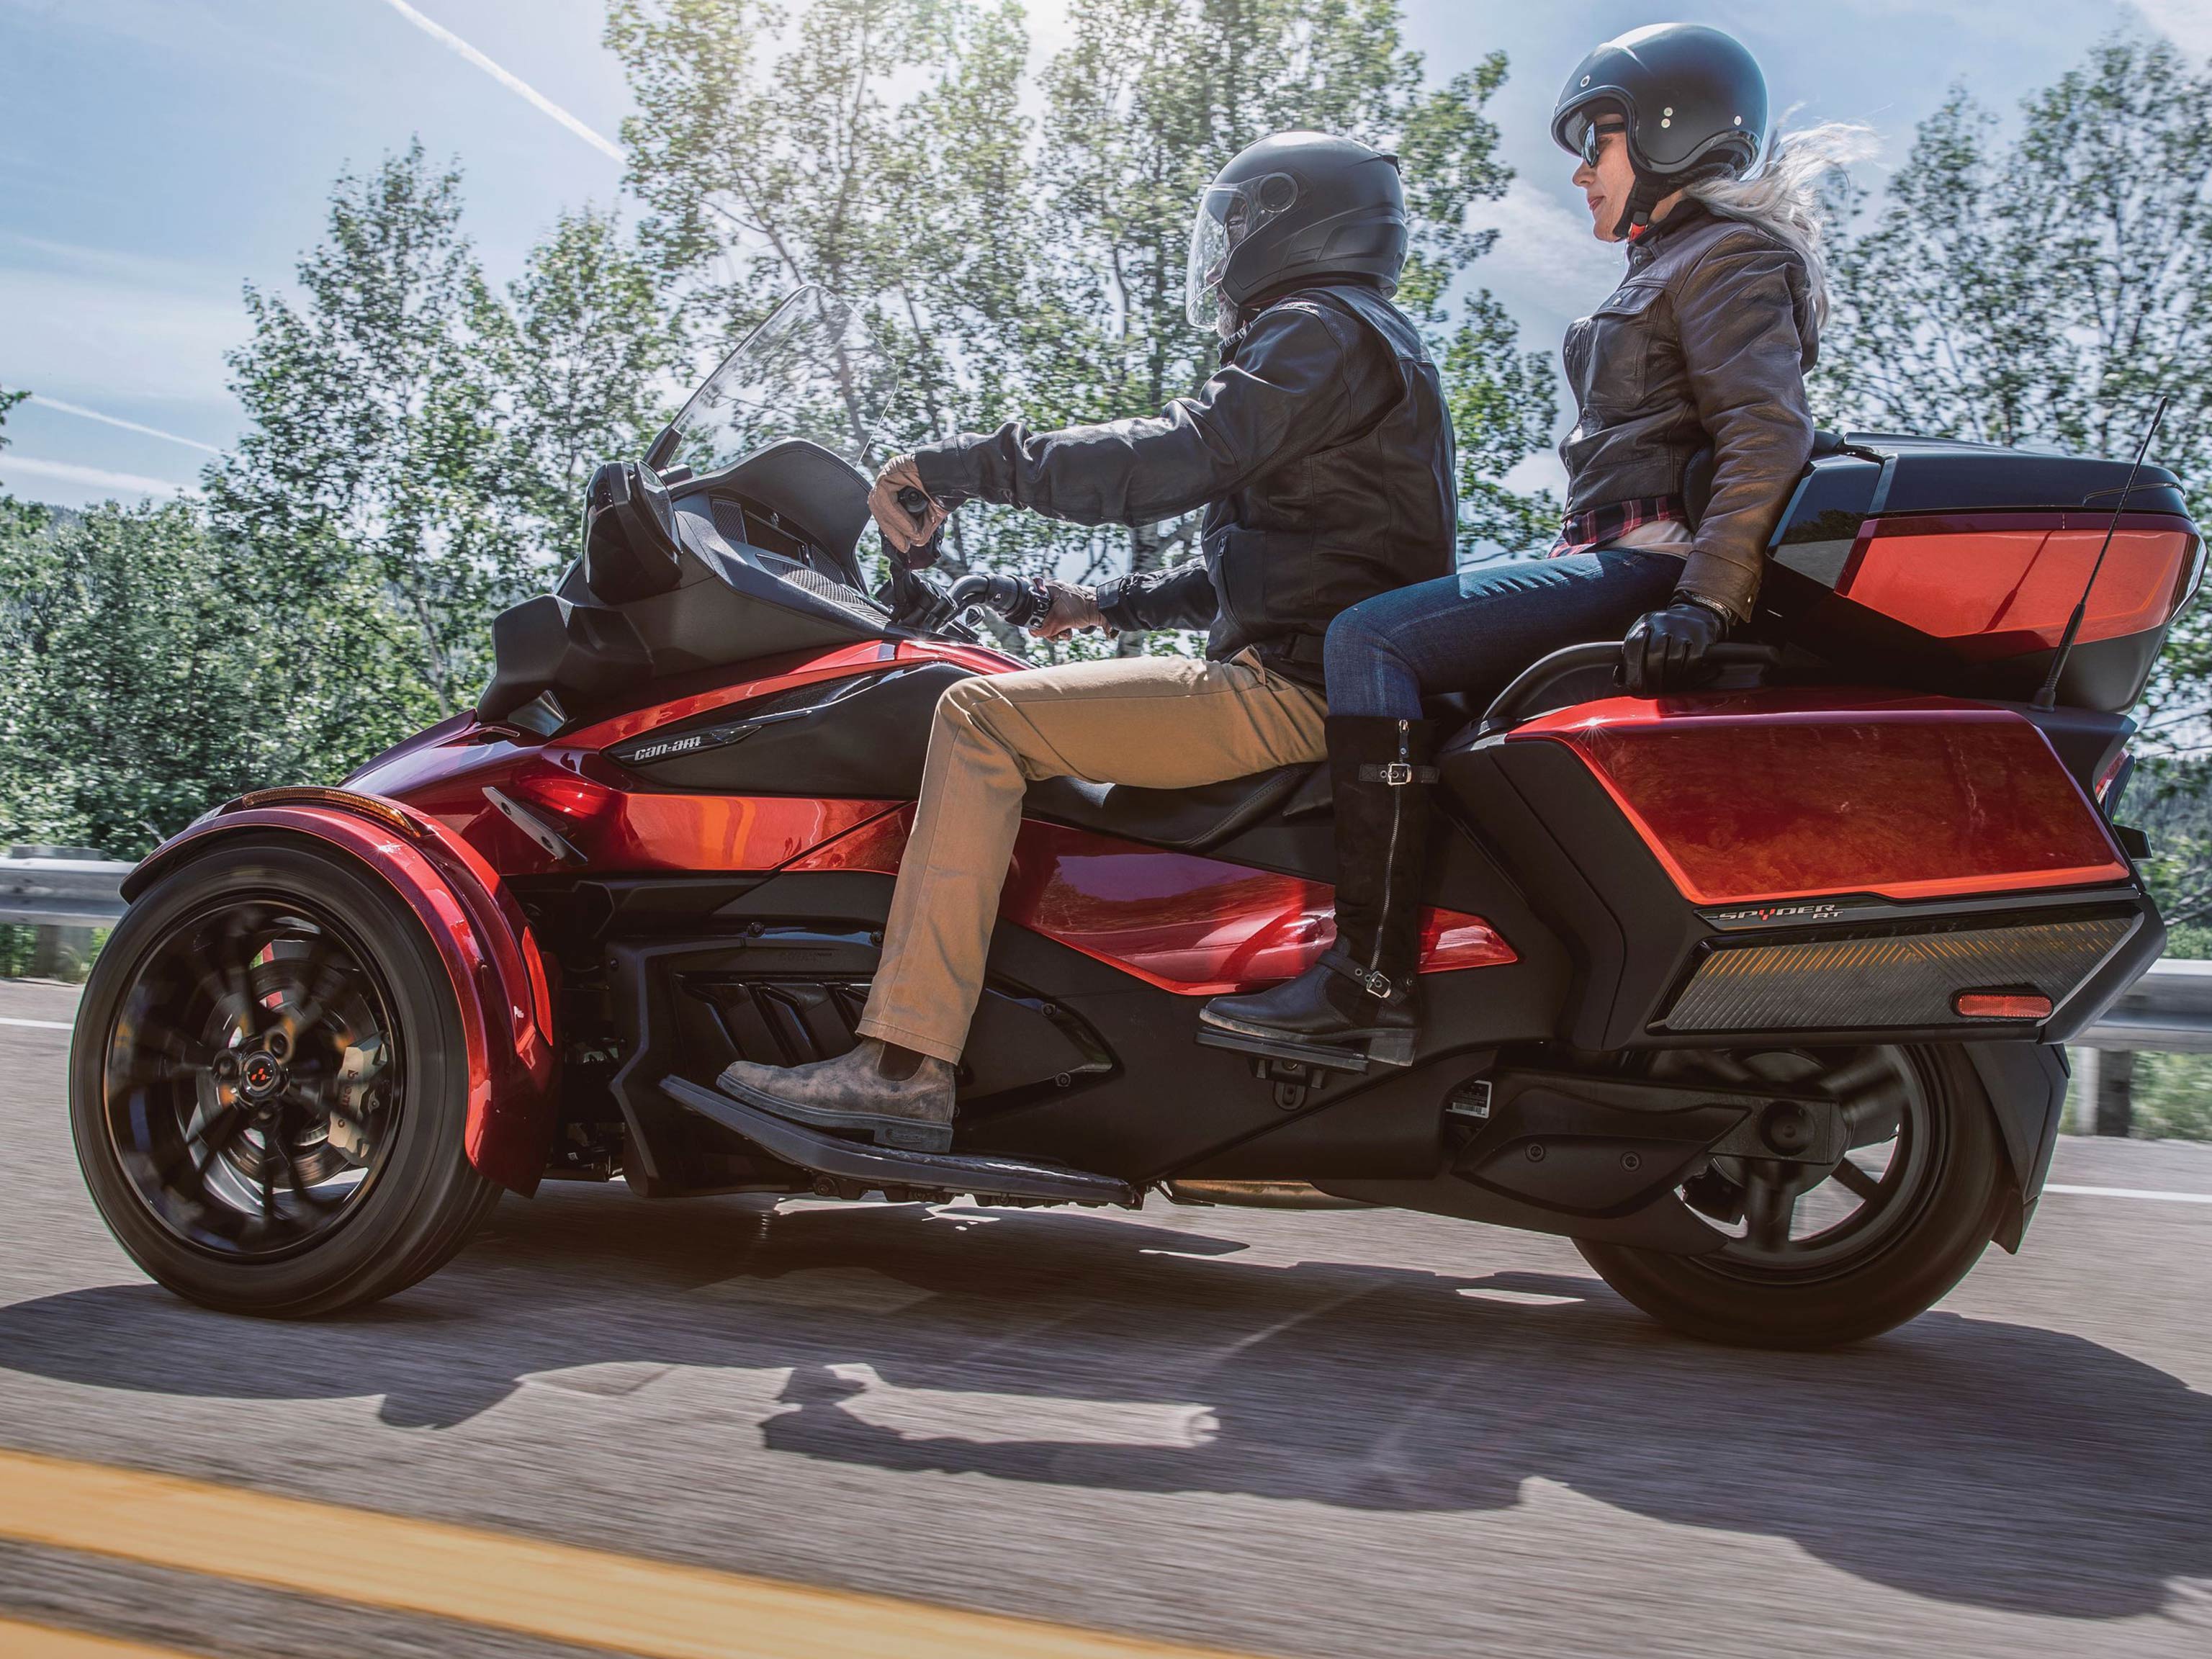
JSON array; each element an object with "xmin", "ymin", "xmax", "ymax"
[{"xmin": 2031, "ymin": 395, "xmax": 2170, "ymax": 711}]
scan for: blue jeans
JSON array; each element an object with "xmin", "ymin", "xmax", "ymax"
[{"xmin": 1323, "ymin": 551, "xmax": 1685, "ymax": 719}]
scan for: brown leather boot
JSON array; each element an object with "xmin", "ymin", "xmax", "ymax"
[{"xmin": 716, "ymin": 1039, "xmax": 957, "ymax": 1153}]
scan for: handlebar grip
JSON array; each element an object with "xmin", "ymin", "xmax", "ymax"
[{"xmin": 946, "ymin": 572, "xmax": 1049, "ymax": 629}]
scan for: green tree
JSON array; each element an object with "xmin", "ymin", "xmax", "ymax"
[
  {"xmin": 608, "ymin": 0, "xmax": 1560, "ymax": 662},
  {"xmin": 1820, "ymin": 35, "xmax": 2212, "ymax": 740},
  {"xmin": 206, "ymin": 142, "xmax": 539, "ymax": 719},
  {"xmin": 503, "ymin": 205, "xmax": 687, "ymax": 537}
]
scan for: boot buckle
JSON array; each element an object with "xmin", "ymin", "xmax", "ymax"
[{"xmin": 1380, "ymin": 763, "xmax": 1415, "ymax": 786}]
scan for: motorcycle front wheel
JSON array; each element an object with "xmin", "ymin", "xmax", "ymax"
[
  {"xmin": 70, "ymin": 833, "xmax": 499, "ymax": 1318},
  {"xmin": 1576, "ymin": 1043, "xmax": 2010, "ymax": 1349}
]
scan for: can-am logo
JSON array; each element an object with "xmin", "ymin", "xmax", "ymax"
[{"xmin": 629, "ymin": 732, "xmax": 706, "ymax": 763}]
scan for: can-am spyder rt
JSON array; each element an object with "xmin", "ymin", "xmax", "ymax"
[{"xmin": 71, "ymin": 287, "xmax": 2196, "ymax": 1346}]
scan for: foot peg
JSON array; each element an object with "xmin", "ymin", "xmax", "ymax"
[
  {"xmin": 1194, "ymin": 1022, "xmax": 1416, "ymax": 1074},
  {"xmin": 662, "ymin": 1076, "xmax": 1137, "ymax": 1206}
]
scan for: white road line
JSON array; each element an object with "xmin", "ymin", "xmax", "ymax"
[
  {"xmin": 2044, "ymin": 1183, "xmax": 2212, "ymax": 1204},
  {"xmin": 0, "ymin": 1017, "xmax": 72, "ymax": 1031}
]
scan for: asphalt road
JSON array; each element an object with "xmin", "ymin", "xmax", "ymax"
[{"xmin": 2, "ymin": 976, "xmax": 2209, "ymax": 1659}]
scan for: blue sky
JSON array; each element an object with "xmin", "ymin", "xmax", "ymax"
[{"xmin": 0, "ymin": 0, "xmax": 2205, "ymax": 508}]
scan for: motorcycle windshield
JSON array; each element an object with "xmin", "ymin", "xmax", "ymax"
[{"xmin": 666, "ymin": 286, "xmax": 898, "ymax": 475}]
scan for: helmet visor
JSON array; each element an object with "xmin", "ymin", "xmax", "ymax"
[
  {"xmin": 1184, "ymin": 172, "xmax": 1299, "ymax": 331},
  {"xmin": 1557, "ymin": 102, "xmax": 1628, "ymax": 168}
]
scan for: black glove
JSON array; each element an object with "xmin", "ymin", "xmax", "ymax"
[{"xmin": 1622, "ymin": 598, "xmax": 1729, "ymax": 696}]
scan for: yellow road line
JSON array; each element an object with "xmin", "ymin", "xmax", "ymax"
[
  {"xmin": 0, "ymin": 1617, "xmax": 210, "ymax": 1658},
  {"xmin": 0, "ymin": 1447, "xmax": 1258, "ymax": 1659}
]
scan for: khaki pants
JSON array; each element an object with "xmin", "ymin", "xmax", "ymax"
[{"xmin": 857, "ymin": 650, "xmax": 1328, "ymax": 1063}]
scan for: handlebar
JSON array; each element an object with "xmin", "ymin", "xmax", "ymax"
[
  {"xmin": 1479, "ymin": 639, "xmax": 1781, "ymax": 730},
  {"xmin": 946, "ymin": 572, "xmax": 1050, "ymax": 631}
]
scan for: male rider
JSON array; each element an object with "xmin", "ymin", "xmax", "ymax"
[{"xmin": 714, "ymin": 130, "xmax": 1457, "ymax": 1151}]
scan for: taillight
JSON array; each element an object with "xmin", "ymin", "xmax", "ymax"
[{"xmin": 1840, "ymin": 513, "xmax": 2198, "ymax": 652}]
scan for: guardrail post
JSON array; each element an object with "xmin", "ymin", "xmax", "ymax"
[
  {"xmin": 2069, "ymin": 1048, "xmax": 2098, "ymax": 1134},
  {"xmin": 28, "ymin": 925, "xmax": 94, "ymax": 981},
  {"xmin": 2094, "ymin": 1048, "xmax": 2136, "ymax": 1138}
]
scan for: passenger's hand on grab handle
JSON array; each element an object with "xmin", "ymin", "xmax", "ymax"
[
  {"xmin": 1622, "ymin": 596, "xmax": 1729, "ymax": 697},
  {"xmin": 869, "ymin": 455, "xmax": 949, "ymax": 562},
  {"xmin": 1030, "ymin": 580, "xmax": 1107, "ymax": 640}
]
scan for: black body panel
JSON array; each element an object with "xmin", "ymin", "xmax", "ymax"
[{"xmin": 610, "ymin": 664, "xmax": 966, "ymax": 799}]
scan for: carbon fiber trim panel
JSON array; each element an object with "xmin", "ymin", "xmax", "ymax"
[{"xmin": 1661, "ymin": 914, "xmax": 2135, "ymax": 1033}]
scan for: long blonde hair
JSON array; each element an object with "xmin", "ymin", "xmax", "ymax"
[{"xmin": 1684, "ymin": 123, "xmax": 1873, "ymax": 335}]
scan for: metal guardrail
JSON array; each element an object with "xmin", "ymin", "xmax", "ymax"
[
  {"xmin": 2077, "ymin": 958, "xmax": 2212, "ymax": 1053},
  {"xmin": 0, "ymin": 855, "xmax": 131, "ymax": 927}
]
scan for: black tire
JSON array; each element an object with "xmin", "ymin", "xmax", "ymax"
[
  {"xmin": 70, "ymin": 833, "xmax": 498, "ymax": 1317},
  {"xmin": 1576, "ymin": 1045, "xmax": 2010, "ymax": 1349}
]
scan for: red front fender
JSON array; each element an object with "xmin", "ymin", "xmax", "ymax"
[{"xmin": 124, "ymin": 788, "xmax": 558, "ymax": 1195}]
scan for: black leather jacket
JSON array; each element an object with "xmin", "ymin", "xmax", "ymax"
[
  {"xmin": 912, "ymin": 282, "xmax": 1456, "ymax": 687},
  {"xmin": 1562, "ymin": 201, "xmax": 1817, "ymax": 621}
]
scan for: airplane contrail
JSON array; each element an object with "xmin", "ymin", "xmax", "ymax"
[
  {"xmin": 377, "ymin": 0, "xmax": 624, "ymax": 163},
  {"xmin": 30, "ymin": 395, "xmax": 221, "ymax": 455},
  {"xmin": 0, "ymin": 455, "xmax": 195, "ymax": 499}
]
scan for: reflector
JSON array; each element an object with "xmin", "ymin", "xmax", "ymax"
[{"xmin": 1954, "ymin": 991, "xmax": 2053, "ymax": 1020}]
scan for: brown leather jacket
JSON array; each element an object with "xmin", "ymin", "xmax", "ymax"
[{"xmin": 1561, "ymin": 200, "xmax": 1817, "ymax": 621}]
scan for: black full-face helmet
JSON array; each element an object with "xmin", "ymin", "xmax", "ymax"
[
  {"xmin": 1184, "ymin": 131, "xmax": 1407, "ymax": 333},
  {"xmin": 1551, "ymin": 23, "xmax": 1768, "ymax": 237}
]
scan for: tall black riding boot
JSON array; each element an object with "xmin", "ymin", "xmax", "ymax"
[{"xmin": 1200, "ymin": 715, "xmax": 1437, "ymax": 1067}]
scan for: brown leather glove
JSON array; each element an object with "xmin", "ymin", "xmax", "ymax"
[
  {"xmin": 1030, "ymin": 580, "xmax": 1108, "ymax": 640},
  {"xmin": 868, "ymin": 455, "xmax": 950, "ymax": 559}
]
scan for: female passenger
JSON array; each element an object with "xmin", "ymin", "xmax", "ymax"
[{"xmin": 1201, "ymin": 22, "xmax": 1866, "ymax": 1058}]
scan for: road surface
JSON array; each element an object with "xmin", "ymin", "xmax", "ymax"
[{"xmin": 1, "ymin": 976, "xmax": 2208, "ymax": 1658}]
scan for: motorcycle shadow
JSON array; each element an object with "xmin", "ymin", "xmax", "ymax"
[{"xmin": 1, "ymin": 1183, "xmax": 2206, "ymax": 1621}]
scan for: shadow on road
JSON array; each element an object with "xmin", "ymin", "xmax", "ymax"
[{"xmin": 1, "ymin": 1186, "xmax": 2206, "ymax": 1619}]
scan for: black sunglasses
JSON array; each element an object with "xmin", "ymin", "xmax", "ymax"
[{"xmin": 1576, "ymin": 117, "xmax": 1629, "ymax": 168}]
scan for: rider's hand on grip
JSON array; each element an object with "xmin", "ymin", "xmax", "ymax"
[
  {"xmin": 1030, "ymin": 580, "xmax": 1107, "ymax": 640},
  {"xmin": 869, "ymin": 455, "xmax": 949, "ymax": 567},
  {"xmin": 1622, "ymin": 597, "xmax": 1729, "ymax": 696}
]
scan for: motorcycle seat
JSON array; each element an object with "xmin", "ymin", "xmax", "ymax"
[{"xmin": 1023, "ymin": 764, "xmax": 1316, "ymax": 855}]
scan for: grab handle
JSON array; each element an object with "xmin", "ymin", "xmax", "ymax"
[{"xmin": 1479, "ymin": 640, "xmax": 1781, "ymax": 730}]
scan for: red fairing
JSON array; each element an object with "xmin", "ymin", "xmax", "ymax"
[
  {"xmin": 125, "ymin": 797, "xmax": 559, "ymax": 1195},
  {"xmin": 347, "ymin": 641, "xmax": 1026, "ymax": 878},
  {"xmin": 792, "ymin": 808, "xmax": 1516, "ymax": 994},
  {"xmin": 1838, "ymin": 512, "xmax": 2198, "ymax": 657},
  {"xmin": 1510, "ymin": 689, "xmax": 2130, "ymax": 906}
]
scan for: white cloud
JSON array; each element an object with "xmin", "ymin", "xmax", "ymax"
[
  {"xmin": 0, "ymin": 262, "xmax": 245, "ymax": 411},
  {"xmin": 2133, "ymin": 1, "xmax": 2212, "ymax": 58},
  {"xmin": 377, "ymin": 0, "xmax": 623, "ymax": 162},
  {"xmin": 0, "ymin": 455, "xmax": 195, "ymax": 500}
]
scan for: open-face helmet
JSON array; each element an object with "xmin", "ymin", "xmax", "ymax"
[{"xmin": 1552, "ymin": 23, "xmax": 1768, "ymax": 238}]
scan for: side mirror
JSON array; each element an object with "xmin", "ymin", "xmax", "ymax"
[
  {"xmin": 581, "ymin": 461, "xmax": 683, "ymax": 606},
  {"xmin": 644, "ymin": 423, "xmax": 680, "ymax": 472}
]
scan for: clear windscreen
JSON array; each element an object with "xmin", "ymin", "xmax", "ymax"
[{"xmin": 667, "ymin": 287, "xmax": 899, "ymax": 476}]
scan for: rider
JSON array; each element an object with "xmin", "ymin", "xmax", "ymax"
[
  {"xmin": 714, "ymin": 130, "xmax": 1457, "ymax": 1150},
  {"xmin": 1200, "ymin": 23, "xmax": 1840, "ymax": 1057}
]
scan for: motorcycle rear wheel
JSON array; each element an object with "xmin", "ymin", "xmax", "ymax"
[
  {"xmin": 70, "ymin": 834, "xmax": 497, "ymax": 1318},
  {"xmin": 1576, "ymin": 1043, "xmax": 2009, "ymax": 1349}
]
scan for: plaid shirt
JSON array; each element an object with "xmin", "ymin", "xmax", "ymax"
[{"xmin": 1549, "ymin": 493, "xmax": 1687, "ymax": 558}]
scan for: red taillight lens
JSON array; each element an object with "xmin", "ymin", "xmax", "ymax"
[
  {"xmin": 1842, "ymin": 514, "xmax": 2197, "ymax": 654},
  {"xmin": 1954, "ymin": 991, "xmax": 2052, "ymax": 1020}
]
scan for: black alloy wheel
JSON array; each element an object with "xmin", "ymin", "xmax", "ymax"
[
  {"xmin": 71, "ymin": 835, "xmax": 500, "ymax": 1316},
  {"xmin": 1576, "ymin": 1044, "xmax": 2010, "ymax": 1348}
]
